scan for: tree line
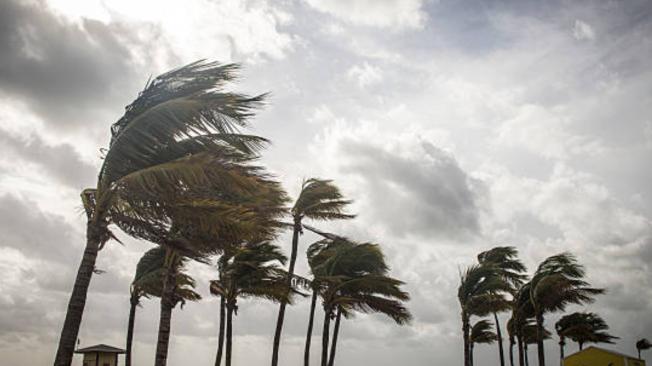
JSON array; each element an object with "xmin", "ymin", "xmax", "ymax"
[
  {"xmin": 52, "ymin": 61, "xmax": 411, "ymax": 366},
  {"xmin": 458, "ymin": 246, "xmax": 649, "ymax": 366}
]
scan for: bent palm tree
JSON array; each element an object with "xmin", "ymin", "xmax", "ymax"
[
  {"xmin": 469, "ymin": 320, "xmax": 498, "ymax": 366},
  {"xmin": 210, "ymin": 241, "xmax": 291, "ymax": 366},
  {"xmin": 529, "ymin": 253, "xmax": 604, "ymax": 366},
  {"xmin": 637, "ymin": 338, "xmax": 651, "ymax": 360},
  {"xmin": 54, "ymin": 60, "xmax": 269, "ymax": 366},
  {"xmin": 555, "ymin": 312, "xmax": 617, "ymax": 359},
  {"xmin": 522, "ymin": 320, "xmax": 550, "ymax": 366},
  {"xmin": 126, "ymin": 247, "xmax": 200, "ymax": 366},
  {"xmin": 271, "ymin": 179, "xmax": 354, "ymax": 366},
  {"xmin": 458, "ymin": 264, "xmax": 510, "ymax": 366},
  {"xmin": 478, "ymin": 246, "xmax": 527, "ymax": 366}
]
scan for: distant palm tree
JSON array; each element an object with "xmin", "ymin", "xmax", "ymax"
[
  {"xmin": 637, "ymin": 338, "xmax": 651, "ymax": 360},
  {"xmin": 528, "ymin": 253, "xmax": 604, "ymax": 366},
  {"xmin": 54, "ymin": 60, "xmax": 270, "ymax": 366},
  {"xmin": 210, "ymin": 241, "xmax": 291, "ymax": 366},
  {"xmin": 508, "ymin": 282, "xmax": 535, "ymax": 366},
  {"xmin": 469, "ymin": 319, "xmax": 498, "ymax": 366},
  {"xmin": 478, "ymin": 246, "xmax": 527, "ymax": 366},
  {"xmin": 458, "ymin": 264, "xmax": 510, "ymax": 366},
  {"xmin": 126, "ymin": 247, "xmax": 200, "ymax": 366},
  {"xmin": 555, "ymin": 312, "xmax": 617, "ymax": 360},
  {"xmin": 522, "ymin": 320, "xmax": 550, "ymax": 366},
  {"xmin": 271, "ymin": 179, "xmax": 354, "ymax": 366}
]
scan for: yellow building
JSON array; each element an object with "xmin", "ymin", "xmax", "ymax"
[
  {"xmin": 564, "ymin": 346, "xmax": 646, "ymax": 366},
  {"xmin": 75, "ymin": 344, "xmax": 125, "ymax": 366}
]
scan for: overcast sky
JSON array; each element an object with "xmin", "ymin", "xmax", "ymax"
[{"xmin": 1, "ymin": 0, "xmax": 651, "ymax": 365}]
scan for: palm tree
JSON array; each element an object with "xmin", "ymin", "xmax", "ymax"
[
  {"xmin": 508, "ymin": 282, "xmax": 535, "ymax": 366},
  {"xmin": 54, "ymin": 60, "xmax": 270, "ymax": 366},
  {"xmin": 478, "ymin": 246, "xmax": 527, "ymax": 366},
  {"xmin": 528, "ymin": 253, "xmax": 605, "ymax": 366},
  {"xmin": 522, "ymin": 320, "xmax": 550, "ymax": 366},
  {"xmin": 271, "ymin": 179, "xmax": 354, "ymax": 366},
  {"xmin": 210, "ymin": 241, "xmax": 291, "ymax": 366},
  {"xmin": 301, "ymin": 228, "xmax": 410, "ymax": 366},
  {"xmin": 126, "ymin": 247, "xmax": 200, "ymax": 366},
  {"xmin": 469, "ymin": 319, "xmax": 498, "ymax": 366},
  {"xmin": 458, "ymin": 264, "xmax": 510, "ymax": 366},
  {"xmin": 636, "ymin": 338, "xmax": 651, "ymax": 360},
  {"xmin": 555, "ymin": 312, "xmax": 617, "ymax": 360}
]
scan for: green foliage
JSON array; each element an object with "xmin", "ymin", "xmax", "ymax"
[
  {"xmin": 470, "ymin": 320, "xmax": 498, "ymax": 345},
  {"xmin": 292, "ymin": 179, "xmax": 355, "ymax": 221},
  {"xmin": 555, "ymin": 312, "xmax": 618, "ymax": 348}
]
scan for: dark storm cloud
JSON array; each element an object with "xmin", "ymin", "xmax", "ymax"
[
  {"xmin": 0, "ymin": 0, "xmax": 143, "ymax": 129},
  {"xmin": 339, "ymin": 139, "xmax": 484, "ymax": 240},
  {"xmin": 0, "ymin": 131, "xmax": 96, "ymax": 189},
  {"xmin": 0, "ymin": 194, "xmax": 82, "ymax": 262}
]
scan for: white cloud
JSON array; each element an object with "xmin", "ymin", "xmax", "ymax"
[
  {"xmin": 305, "ymin": 0, "xmax": 427, "ymax": 30},
  {"xmin": 347, "ymin": 62, "xmax": 383, "ymax": 88},
  {"xmin": 573, "ymin": 19, "xmax": 596, "ymax": 40}
]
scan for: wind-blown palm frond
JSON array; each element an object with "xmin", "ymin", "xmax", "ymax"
[
  {"xmin": 471, "ymin": 320, "xmax": 498, "ymax": 344},
  {"xmin": 292, "ymin": 179, "xmax": 355, "ymax": 221}
]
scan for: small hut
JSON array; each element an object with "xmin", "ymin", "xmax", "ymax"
[{"xmin": 75, "ymin": 344, "xmax": 125, "ymax": 366}]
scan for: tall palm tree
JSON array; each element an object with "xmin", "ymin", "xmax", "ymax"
[
  {"xmin": 458, "ymin": 264, "xmax": 510, "ymax": 366},
  {"xmin": 126, "ymin": 247, "xmax": 200, "ymax": 366},
  {"xmin": 469, "ymin": 319, "xmax": 498, "ymax": 366},
  {"xmin": 555, "ymin": 312, "xmax": 617, "ymax": 360},
  {"xmin": 54, "ymin": 60, "xmax": 270, "ymax": 366},
  {"xmin": 210, "ymin": 241, "xmax": 291, "ymax": 366},
  {"xmin": 528, "ymin": 253, "xmax": 605, "ymax": 366},
  {"xmin": 478, "ymin": 246, "xmax": 527, "ymax": 366},
  {"xmin": 637, "ymin": 338, "xmax": 651, "ymax": 360},
  {"xmin": 271, "ymin": 179, "xmax": 354, "ymax": 366}
]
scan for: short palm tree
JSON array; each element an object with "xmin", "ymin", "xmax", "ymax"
[
  {"xmin": 458, "ymin": 264, "xmax": 510, "ymax": 366},
  {"xmin": 528, "ymin": 253, "xmax": 604, "ymax": 366},
  {"xmin": 54, "ymin": 60, "xmax": 270, "ymax": 366},
  {"xmin": 522, "ymin": 320, "xmax": 550, "ymax": 366},
  {"xmin": 469, "ymin": 319, "xmax": 498, "ymax": 366},
  {"xmin": 271, "ymin": 179, "xmax": 354, "ymax": 366},
  {"xmin": 636, "ymin": 338, "xmax": 651, "ymax": 360},
  {"xmin": 126, "ymin": 247, "xmax": 200, "ymax": 366},
  {"xmin": 555, "ymin": 312, "xmax": 617, "ymax": 359},
  {"xmin": 301, "ymin": 227, "xmax": 410, "ymax": 366},
  {"xmin": 477, "ymin": 246, "xmax": 527, "ymax": 366},
  {"xmin": 210, "ymin": 241, "xmax": 291, "ymax": 366},
  {"xmin": 508, "ymin": 282, "xmax": 535, "ymax": 366}
]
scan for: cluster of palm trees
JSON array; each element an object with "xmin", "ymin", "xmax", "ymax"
[
  {"xmin": 458, "ymin": 247, "xmax": 619, "ymax": 366},
  {"xmin": 52, "ymin": 60, "xmax": 411, "ymax": 366}
]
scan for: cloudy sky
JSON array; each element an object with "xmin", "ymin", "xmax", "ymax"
[{"xmin": 1, "ymin": 0, "xmax": 651, "ymax": 365}]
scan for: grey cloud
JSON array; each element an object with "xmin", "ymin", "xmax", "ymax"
[
  {"xmin": 0, "ymin": 0, "xmax": 143, "ymax": 130},
  {"xmin": 0, "ymin": 194, "xmax": 82, "ymax": 262},
  {"xmin": 339, "ymin": 139, "xmax": 484, "ymax": 240},
  {"xmin": 0, "ymin": 131, "xmax": 96, "ymax": 189}
]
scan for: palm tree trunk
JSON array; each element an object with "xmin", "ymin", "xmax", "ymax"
[
  {"xmin": 535, "ymin": 312, "xmax": 546, "ymax": 366},
  {"xmin": 54, "ymin": 222, "xmax": 101, "ymax": 366},
  {"xmin": 559, "ymin": 340, "xmax": 565, "ymax": 364},
  {"xmin": 327, "ymin": 307, "xmax": 342, "ymax": 366},
  {"xmin": 226, "ymin": 303, "xmax": 234, "ymax": 366},
  {"xmin": 214, "ymin": 295, "xmax": 226, "ymax": 366},
  {"xmin": 463, "ymin": 312, "xmax": 471, "ymax": 366},
  {"xmin": 271, "ymin": 220, "xmax": 301, "ymax": 366},
  {"xmin": 304, "ymin": 290, "xmax": 318, "ymax": 366},
  {"xmin": 470, "ymin": 343, "xmax": 474, "ymax": 366},
  {"xmin": 517, "ymin": 335, "xmax": 525, "ymax": 366},
  {"xmin": 578, "ymin": 342, "xmax": 583, "ymax": 351},
  {"xmin": 321, "ymin": 308, "xmax": 331, "ymax": 366},
  {"xmin": 494, "ymin": 312, "xmax": 506, "ymax": 366},
  {"xmin": 509, "ymin": 338, "xmax": 515, "ymax": 366},
  {"xmin": 154, "ymin": 257, "xmax": 177, "ymax": 366},
  {"xmin": 125, "ymin": 294, "xmax": 139, "ymax": 366},
  {"xmin": 524, "ymin": 343, "xmax": 529, "ymax": 366}
]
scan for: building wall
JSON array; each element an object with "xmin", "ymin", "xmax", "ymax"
[
  {"xmin": 82, "ymin": 353, "xmax": 117, "ymax": 366},
  {"xmin": 564, "ymin": 348, "xmax": 646, "ymax": 366}
]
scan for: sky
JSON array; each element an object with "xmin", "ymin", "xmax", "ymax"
[{"xmin": 0, "ymin": 0, "xmax": 651, "ymax": 365}]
